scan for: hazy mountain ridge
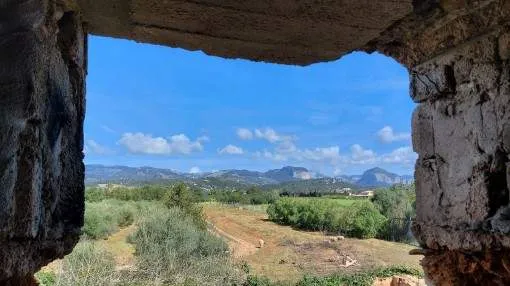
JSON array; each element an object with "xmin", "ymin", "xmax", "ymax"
[
  {"xmin": 86, "ymin": 165, "xmax": 413, "ymax": 188},
  {"xmin": 345, "ymin": 167, "xmax": 414, "ymax": 187}
]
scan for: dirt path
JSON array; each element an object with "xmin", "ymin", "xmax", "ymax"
[
  {"xmin": 208, "ymin": 222, "xmax": 258, "ymax": 258},
  {"xmin": 98, "ymin": 224, "xmax": 137, "ymax": 270},
  {"xmin": 204, "ymin": 203, "xmax": 422, "ymax": 283},
  {"xmin": 41, "ymin": 225, "xmax": 137, "ymax": 274}
]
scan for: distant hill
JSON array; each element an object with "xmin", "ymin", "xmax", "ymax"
[
  {"xmin": 85, "ymin": 165, "xmax": 182, "ymax": 185},
  {"xmin": 265, "ymin": 166, "xmax": 313, "ymax": 181},
  {"xmin": 205, "ymin": 166, "xmax": 315, "ymax": 185},
  {"xmin": 353, "ymin": 167, "xmax": 413, "ymax": 187},
  {"xmin": 86, "ymin": 164, "xmax": 413, "ymax": 189},
  {"xmin": 86, "ymin": 165, "xmax": 317, "ymax": 186}
]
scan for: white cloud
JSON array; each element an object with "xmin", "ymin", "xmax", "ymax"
[
  {"xmin": 253, "ymin": 142, "xmax": 415, "ymax": 170},
  {"xmin": 377, "ymin": 126, "xmax": 411, "ymax": 143},
  {"xmin": 255, "ymin": 144, "xmax": 341, "ymax": 164},
  {"xmin": 236, "ymin": 127, "xmax": 294, "ymax": 144},
  {"xmin": 189, "ymin": 166, "xmax": 201, "ymax": 174},
  {"xmin": 254, "ymin": 128, "xmax": 293, "ymax": 143},
  {"xmin": 218, "ymin": 144, "xmax": 244, "ymax": 155},
  {"xmin": 349, "ymin": 144, "xmax": 377, "ymax": 164},
  {"xmin": 381, "ymin": 146, "xmax": 417, "ymax": 164},
  {"xmin": 85, "ymin": 140, "xmax": 112, "ymax": 155},
  {"xmin": 302, "ymin": 146, "xmax": 341, "ymax": 162},
  {"xmin": 237, "ymin": 128, "xmax": 253, "ymax": 140},
  {"xmin": 118, "ymin": 133, "xmax": 205, "ymax": 155}
]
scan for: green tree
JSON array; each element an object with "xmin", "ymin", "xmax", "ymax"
[
  {"xmin": 371, "ymin": 184, "xmax": 415, "ymax": 219},
  {"xmin": 163, "ymin": 183, "xmax": 206, "ymax": 229}
]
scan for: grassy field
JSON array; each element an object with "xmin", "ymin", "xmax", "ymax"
[
  {"xmin": 38, "ymin": 198, "xmax": 422, "ymax": 285},
  {"xmin": 204, "ymin": 203, "xmax": 421, "ymax": 284}
]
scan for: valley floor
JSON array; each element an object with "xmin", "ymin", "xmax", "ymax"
[
  {"xmin": 41, "ymin": 202, "xmax": 423, "ymax": 285},
  {"xmin": 203, "ymin": 203, "xmax": 421, "ymax": 284}
]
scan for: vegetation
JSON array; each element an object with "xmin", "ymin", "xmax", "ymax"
[
  {"xmin": 83, "ymin": 199, "xmax": 136, "ymax": 239},
  {"xmin": 128, "ymin": 205, "xmax": 242, "ymax": 285},
  {"xmin": 36, "ymin": 182, "xmax": 420, "ymax": 285},
  {"xmin": 40, "ymin": 183, "xmax": 245, "ymax": 286},
  {"xmin": 245, "ymin": 265, "xmax": 423, "ymax": 286},
  {"xmin": 261, "ymin": 178, "xmax": 359, "ymax": 195},
  {"xmin": 36, "ymin": 241, "xmax": 118, "ymax": 286},
  {"xmin": 162, "ymin": 182, "xmax": 207, "ymax": 229},
  {"xmin": 371, "ymin": 184, "xmax": 417, "ymax": 243},
  {"xmin": 85, "ymin": 185, "xmax": 170, "ymax": 202},
  {"xmin": 371, "ymin": 184, "xmax": 416, "ymax": 219},
  {"xmin": 267, "ymin": 198, "xmax": 386, "ymax": 238},
  {"xmin": 210, "ymin": 187, "xmax": 280, "ymax": 205}
]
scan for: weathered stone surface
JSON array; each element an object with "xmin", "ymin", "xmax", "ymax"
[
  {"xmin": 0, "ymin": 0, "xmax": 86, "ymax": 283},
  {"xmin": 76, "ymin": 0, "xmax": 414, "ymax": 65},
  {"xmin": 410, "ymin": 21, "xmax": 510, "ymax": 285},
  {"xmin": 366, "ymin": 0, "xmax": 510, "ymax": 67},
  {"xmin": 412, "ymin": 32, "xmax": 510, "ymax": 246},
  {"xmin": 421, "ymin": 250, "xmax": 510, "ymax": 285}
]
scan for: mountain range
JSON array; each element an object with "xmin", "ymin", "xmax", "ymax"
[
  {"xmin": 337, "ymin": 167, "xmax": 414, "ymax": 187},
  {"xmin": 86, "ymin": 165, "xmax": 413, "ymax": 189}
]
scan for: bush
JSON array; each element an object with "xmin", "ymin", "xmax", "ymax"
[
  {"xmin": 210, "ymin": 188, "xmax": 280, "ymax": 205},
  {"xmin": 35, "ymin": 271, "xmax": 56, "ymax": 286},
  {"xmin": 245, "ymin": 275, "xmax": 274, "ymax": 286},
  {"xmin": 85, "ymin": 187, "xmax": 107, "ymax": 202},
  {"xmin": 343, "ymin": 201, "xmax": 387, "ymax": 239},
  {"xmin": 163, "ymin": 183, "xmax": 207, "ymax": 230},
  {"xmin": 267, "ymin": 198, "xmax": 386, "ymax": 239},
  {"xmin": 371, "ymin": 185, "xmax": 415, "ymax": 219},
  {"xmin": 129, "ymin": 207, "xmax": 243, "ymax": 285},
  {"xmin": 83, "ymin": 200, "xmax": 136, "ymax": 239},
  {"xmin": 107, "ymin": 185, "xmax": 168, "ymax": 201},
  {"xmin": 56, "ymin": 241, "xmax": 117, "ymax": 286}
]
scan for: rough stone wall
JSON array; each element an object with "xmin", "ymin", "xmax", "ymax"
[
  {"xmin": 364, "ymin": 1, "xmax": 510, "ymax": 283},
  {"xmin": 0, "ymin": 0, "xmax": 86, "ymax": 283},
  {"xmin": 411, "ymin": 30, "xmax": 510, "ymax": 285}
]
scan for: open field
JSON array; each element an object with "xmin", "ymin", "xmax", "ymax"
[
  {"xmin": 203, "ymin": 203, "xmax": 421, "ymax": 284},
  {"xmin": 38, "ymin": 200, "xmax": 422, "ymax": 285}
]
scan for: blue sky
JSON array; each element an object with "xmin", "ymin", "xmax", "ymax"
[{"xmin": 84, "ymin": 36, "xmax": 416, "ymax": 176}]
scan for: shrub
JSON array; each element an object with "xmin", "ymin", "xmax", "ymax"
[
  {"xmin": 83, "ymin": 203, "xmax": 118, "ymax": 239},
  {"xmin": 245, "ymin": 275, "xmax": 274, "ymax": 286},
  {"xmin": 371, "ymin": 185, "xmax": 415, "ymax": 219},
  {"xmin": 85, "ymin": 187, "xmax": 106, "ymax": 202},
  {"xmin": 107, "ymin": 185, "xmax": 168, "ymax": 201},
  {"xmin": 83, "ymin": 200, "xmax": 136, "ymax": 239},
  {"xmin": 267, "ymin": 198, "xmax": 385, "ymax": 239},
  {"xmin": 343, "ymin": 201, "xmax": 387, "ymax": 239},
  {"xmin": 129, "ymin": 207, "xmax": 243, "ymax": 285},
  {"xmin": 163, "ymin": 183, "xmax": 207, "ymax": 230},
  {"xmin": 35, "ymin": 271, "xmax": 56, "ymax": 286},
  {"xmin": 211, "ymin": 188, "xmax": 280, "ymax": 205},
  {"xmin": 56, "ymin": 241, "xmax": 117, "ymax": 286}
]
